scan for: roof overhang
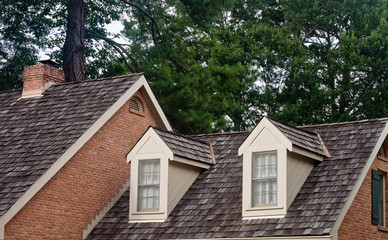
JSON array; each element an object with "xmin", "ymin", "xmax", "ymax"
[
  {"xmin": 127, "ymin": 127, "xmax": 174, "ymax": 162},
  {"xmin": 127, "ymin": 128, "xmax": 211, "ymax": 169},
  {"xmin": 0, "ymin": 75, "xmax": 171, "ymax": 238},
  {"xmin": 238, "ymin": 117, "xmax": 323, "ymax": 161}
]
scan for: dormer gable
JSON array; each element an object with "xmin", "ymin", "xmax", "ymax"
[
  {"xmin": 238, "ymin": 117, "xmax": 328, "ymax": 219},
  {"xmin": 127, "ymin": 127, "xmax": 213, "ymax": 222}
]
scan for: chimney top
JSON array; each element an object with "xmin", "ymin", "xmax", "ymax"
[
  {"xmin": 21, "ymin": 61, "xmax": 65, "ymax": 98},
  {"xmin": 38, "ymin": 59, "xmax": 60, "ymax": 68}
]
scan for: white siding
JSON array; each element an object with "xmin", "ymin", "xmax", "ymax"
[
  {"xmin": 168, "ymin": 161, "xmax": 201, "ymax": 215},
  {"xmin": 287, "ymin": 151, "xmax": 316, "ymax": 208}
]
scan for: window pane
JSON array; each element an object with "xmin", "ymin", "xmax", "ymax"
[
  {"xmin": 252, "ymin": 151, "xmax": 277, "ymax": 207},
  {"xmin": 138, "ymin": 159, "xmax": 160, "ymax": 211}
]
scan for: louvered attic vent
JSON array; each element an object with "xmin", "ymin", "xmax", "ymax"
[{"xmin": 129, "ymin": 97, "xmax": 143, "ymax": 112}]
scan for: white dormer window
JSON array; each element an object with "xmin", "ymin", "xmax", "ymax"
[
  {"xmin": 252, "ymin": 151, "xmax": 277, "ymax": 207},
  {"xmin": 127, "ymin": 127, "xmax": 212, "ymax": 222},
  {"xmin": 239, "ymin": 117, "xmax": 326, "ymax": 219},
  {"xmin": 138, "ymin": 159, "xmax": 160, "ymax": 212}
]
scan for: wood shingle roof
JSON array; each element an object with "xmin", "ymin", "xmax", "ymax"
[{"xmin": 86, "ymin": 118, "xmax": 387, "ymax": 239}]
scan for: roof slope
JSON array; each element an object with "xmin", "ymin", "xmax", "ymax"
[
  {"xmin": 268, "ymin": 118, "xmax": 326, "ymax": 156},
  {"xmin": 0, "ymin": 74, "xmax": 142, "ymax": 217},
  {"xmin": 86, "ymin": 119, "xmax": 387, "ymax": 239},
  {"xmin": 153, "ymin": 128, "xmax": 213, "ymax": 165}
]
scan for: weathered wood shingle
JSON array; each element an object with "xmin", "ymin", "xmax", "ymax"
[
  {"xmin": 0, "ymin": 74, "xmax": 142, "ymax": 217},
  {"xmin": 153, "ymin": 128, "xmax": 213, "ymax": 165},
  {"xmin": 86, "ymin": 118, "xmax": 387, "ymax": 239}
]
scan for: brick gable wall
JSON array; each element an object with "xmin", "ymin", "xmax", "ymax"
[
  {"xmin": 4, "ymin": 91, "xmax": 159, "ymax": 239},
  {"xmin": 338, "ymin": 154, "xmax": 388, "ymax": 239}
]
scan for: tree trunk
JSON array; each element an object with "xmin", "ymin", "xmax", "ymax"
[{"xmin": 63, "ymin": 0, "xmax": 85, "ymax": 82}]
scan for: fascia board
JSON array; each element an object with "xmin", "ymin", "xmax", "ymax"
[
  {"xmin": 329, "ymin": 122, "xmax": 388, "ymax": 240},
  {"xmin": 238, "ymin": 117, "xmax": 293, "ymax": 156},
  {"xmin": 172, "ymin": 156, "xmax": 211, "ymax": 169},
  {"xmin": 0, "ymin": 76, "xmax": 155, "ymax": 235},
  {"xmin": 139, "ymin": 76, "xmax": 172, "ymax": 131},
  {"xmin": 127, "ymin": 128, "xmax": 174, "ymax": 162},
  {"xmin": 293, "ymin": 146, "xmax": 324, "ymax": 161}
]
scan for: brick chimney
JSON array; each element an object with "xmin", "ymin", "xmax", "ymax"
[{"xmin": 21, "ymin": 59, "xmax": 65, "ymax": 98}]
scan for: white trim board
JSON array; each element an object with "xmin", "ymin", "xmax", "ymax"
[
  {"xmin": 330, "ymin": 122, "xmax": 388, "ymax": 240},
  {"xmin": 0, "ymin": 76, "xmax": 171, "ymax": 238},
  {"xmin": 165, "ymin": 236, "xmax": 332, "ymax": 240}
]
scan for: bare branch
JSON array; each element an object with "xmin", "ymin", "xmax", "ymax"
[
  {"xmin": 87, "ymin": 30, "xmax": 140, "ymax": 72},
  {"xmin": 119, "ymin": 0, "xmax": 189, "ymax": 73},
  {"xmin": 120, "ymin": 0, "xmax": 163, "ymax": 45}
]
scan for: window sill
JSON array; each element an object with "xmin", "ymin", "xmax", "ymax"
[
  {"xmin": 246, "ymin": 205, "xmax": 284, "ymax": 211},
  {"xmin": 129, "ymin": 108, "xmax": 145, "ymax": 117},
  {"xmin": 131, "ymin": 211, "xmax": 165, "ymax": 215},
  {"xmin": 378, "ymin": 226, "xmax": 388, "ymax": 232}
]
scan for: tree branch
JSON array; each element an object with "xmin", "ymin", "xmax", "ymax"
[
  {"xmin": 119, "ymin": 0, "xmax": 189, "ymax": 73},
  {"xmin": 87, "ymin": 30, "xmax": 140, "ymax": 72},
  {"xmin": 120, "ymin": 0, "xmax": 163, "ymax": 45}
]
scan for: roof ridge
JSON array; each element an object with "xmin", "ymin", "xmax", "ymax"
[
  {"xmin": 54, "ymin": 73, "xmax": 145, "ymax": 87},
  {"xmin": 0, "ymin": 73, "xmax": 144, "ymax": 93},
  {"xmin": 193, "ymin": 131, "xmax": 249, "ymax": 137},
  {"xmin": 267, "ymin": 116, "xmax": 319, "ymax": 136},
  {"xmin": 0, "ymin": 89, "xmax": 22, "ymax": 94},
  {"xmin": 299, "ymin": 117, "xmax": 388, "ymax": 128}
]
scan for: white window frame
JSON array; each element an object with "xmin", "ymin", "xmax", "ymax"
[
  {"xmin": 129, "ymin": 153, "xmax": 168, "ymax": 222},
  {"xmin": 242, "ymin": 144, "xmax": 287, "ymax": 219}
]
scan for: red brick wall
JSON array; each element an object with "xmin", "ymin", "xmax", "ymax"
[
  {"xmin": 5, "ymin": 90, "xmax": 160, "ymax": 239},
  {"xmin": 22, "ymin": 64, "xmax": 64, "ymax": 97},
  {"xmin": 338, "ymin": 154, "xmax": 388, "ymax": 239}
]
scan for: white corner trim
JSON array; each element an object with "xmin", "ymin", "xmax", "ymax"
[
  {"xmin": 127, "ymin": 128, "xmax": 174, "ymax": 162},
  {"xmin": 140, "ymin": 78, "xmax": 172, "ymax": 131},
  {"xmin": 83, "ymin": 179, "xmax": 130, "ymax": 239},
  {"xmin": 238, "ymin": 117, "xmax": 292, "ymax": 156},
  {"xmin": 330, "ymin": 122, "xmax": 388, "ymax": 239},
  {"xmin": 172, "ymin": 156, "xmax": 211, "ymax": 169},
  {"xmin": 0, "ymin": 76, "xmax": 158, "ymax": 232},
  {"xmin": 0, "ymin": 225, "xmax": 3, "ymax": 240}
]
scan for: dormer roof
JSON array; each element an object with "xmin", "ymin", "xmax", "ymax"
[
  {"xmin": 267, "ymin": 117, "xmax": 329, "ymax": 157},
  {"xmin": 238, "ymin": 116, "xmax": 328, "ymax": 160},
  {"xmin": 153, "ymin": 128, "xmax": 214, "ymax": 165}
]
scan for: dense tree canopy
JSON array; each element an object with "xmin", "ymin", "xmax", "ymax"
[{"xmin": 1, "ymin": 0, "xmax": 387, "ymax": 134}]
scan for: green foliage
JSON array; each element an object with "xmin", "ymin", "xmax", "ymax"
[{"xmin": 1, "ymin": 0, "xmax": 388, "ymax": 134}]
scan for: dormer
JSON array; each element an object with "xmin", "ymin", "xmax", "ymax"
[
  {"xmin": 127, "ymin": 127, "xmax": 213, "ymax": 222},
  {"xmin": 238, "ymin": 117, "xmax": 329, "ymax": 219}
]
